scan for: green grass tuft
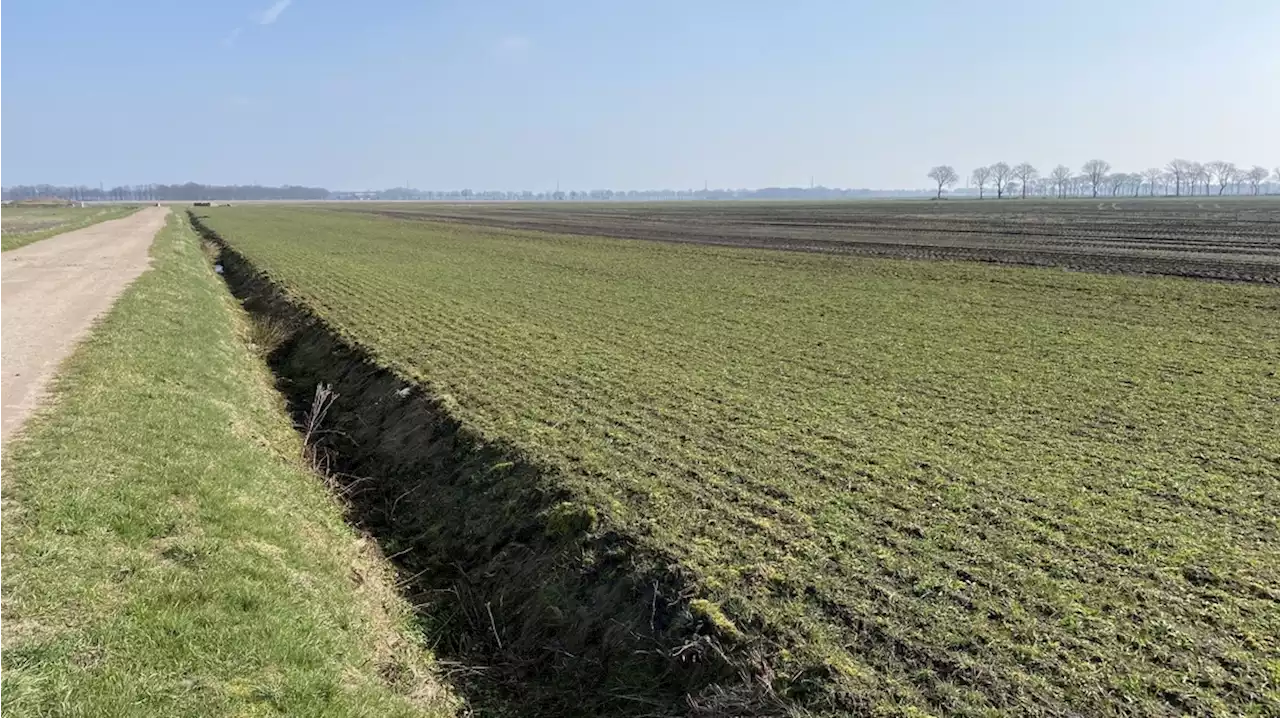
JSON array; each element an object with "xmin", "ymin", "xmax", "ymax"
[
  {"xmin": 688, "ymin": 599, "xmax": 744, "ymax": 643},
  {"xmin": 542, "ymin": 501, "xmax": 599, "ymax": 539}
]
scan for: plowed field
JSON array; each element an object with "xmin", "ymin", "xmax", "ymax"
[{"xmin": 348, "ymin": 197, "xmax": 1280, "ymax": 282}]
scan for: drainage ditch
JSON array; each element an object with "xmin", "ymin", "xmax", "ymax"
[{"xmin": 189, "ymin": 212, "xmax": 786, "ymax": 717}]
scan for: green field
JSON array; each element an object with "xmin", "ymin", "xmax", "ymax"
[
  {"xmin": 198, "ymin": 205, "xmax": 1280, "ymax": 716},
  {"xmin": 1, "ymin": 212, "xmax": 458, "ymax": 717},
  {"xmin": 1, "ymin": 204, "xmax": 138, "ymax": 251}
]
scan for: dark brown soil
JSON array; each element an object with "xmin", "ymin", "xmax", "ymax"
[{"xmin": 343, "ymin": 198, "xmax": 1280, "ymax": 283}]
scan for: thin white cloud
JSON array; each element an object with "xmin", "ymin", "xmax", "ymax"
[
  {"xmin": 494, "ymin": 35, "xmax": 531, "ymax": 60},
  {"xmin": 257, "ymin": 0, "xmax": 292, "ymax": 25},
  {"xmin": 222, "ymin": 27, "xmax": 242, "ymax": 47}
]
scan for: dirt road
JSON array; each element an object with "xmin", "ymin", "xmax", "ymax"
[{"xmin": 2, "ymin": 206, "xmax": 169, "ymax": 445}]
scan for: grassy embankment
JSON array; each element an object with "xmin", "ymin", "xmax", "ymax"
[
  {"xmin": 199, "ymin": 205, "xmax": 1280, "ymax": 717},
  {"xmin": 1, "ymin": 205, "xmax": 140, "ymax": 251},
  {"xmin": 1, "ymin": 212, "xmax": 459, "ymax": 717}
]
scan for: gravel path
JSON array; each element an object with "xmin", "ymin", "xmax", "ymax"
[{"xmin": 2, "ymin": 206, "xmax": 169, "ymax": 445}]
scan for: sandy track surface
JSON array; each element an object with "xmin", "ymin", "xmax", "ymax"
[{"xmin": 2, "ymin": 206, "xmax": 169, "ymax": 445}]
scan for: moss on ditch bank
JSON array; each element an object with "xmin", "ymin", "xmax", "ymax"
[
  {"xmin": 191, "ymin": 212, "xmax": 792, "ymax": 717},
  {"xmin": 1, "ymin": 212, "xmax": 460, "ymax": 717}
]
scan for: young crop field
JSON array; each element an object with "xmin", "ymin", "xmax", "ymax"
[
  {"xmin": 197, "ymin": 205, "xmax": 1279, "ymax": 716},
  {"xmin": 1, "ymin": 204, "xmax": 138, "ymax": 251}
]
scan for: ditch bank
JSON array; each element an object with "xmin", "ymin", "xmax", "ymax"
[{"xmin": 189, "ymin": 212, "xmax": 791, "ymax": 717}]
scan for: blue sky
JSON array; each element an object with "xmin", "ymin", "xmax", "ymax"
[{"xmin": 3, "ymin": 0, "xmax": 1277, "ymax": 190}]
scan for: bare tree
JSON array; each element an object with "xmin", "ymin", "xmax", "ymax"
[
  {"xmin": 971, "ymin": 165, "xmax": 993, "ymax": 199},
  {"xmin": 1182, "ymin": 162, "xmax": 1198, "ymax": 195},
  {"xmin": 1013, "ymin": 163, "xmax": 1037, "ymax": 199},
  {"xmin": 1247, "ymin": 166, "xmax": 1270, "ymax": 195},
  {"xmin": 1205, "ymin": 161, "xmax": 1238, "ymax": 195},
  {"xmin": 1189, "ymin": 162, "xmax": 1209, "ymax": 196},
  {"xmin": 1049, "ymin": 165, "xmax": 1072, "ymax": 199},
  {"xmin": 1081, "ymin": 159, "xmax": 1110, "ymax": 198},
  {"xmin": 1165, "ymin": 159, "xmax": 1190, "ymax": 196},
  {"xmin": 1112, "ymin": 174, "xmax": 1126, "ymax": 196},
  {"xmin": 927, "ymin": 165, "xmax": 959, "ymax": 199},
  {"xmin": 1143, "ymin": 168, "xmax": 1163, "ymax": 196},
  {"xmin": 1106, "ymin": 172, "xmax": 1126, "ymax": 196},
  {"xmin": 991, "ymin": 162, "xmax": 1013, "ymax": 199}
]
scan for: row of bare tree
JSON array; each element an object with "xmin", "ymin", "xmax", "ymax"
[{"xmin": 927, "ymin": 161, "xmax": 1278, "ymax": 199}]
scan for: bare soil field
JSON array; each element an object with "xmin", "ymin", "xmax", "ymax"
[{"xmin": 345, "ymin": 197, "xmax": 1280, "ymax": 283}]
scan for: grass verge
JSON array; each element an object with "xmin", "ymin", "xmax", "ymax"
[
  {"xmin": 0, "ymin": 211, "xmax": 460, "ymax": 717},
  {"xmin": 1, "ymin": 205, "xmax": 140, "ymax": 251}
]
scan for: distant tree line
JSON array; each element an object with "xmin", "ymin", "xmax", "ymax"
[
  {"xmin": 357, "ymin": 186, "xmax": 937, "ymax": 201},
  {"xmin": 928, "ymin": 161, "xmax": 1279, "ymax": 199},
  {"xmin": 2, "ymin": 182, "xmax": 330, "ymax": 202},
  {"xmin": 11, "ymin": 165, "xmax": 1279, "ymax": 204},
  {"xmin": 4, "ymin": 183, "xmax": 946, "ymax": 203}
]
